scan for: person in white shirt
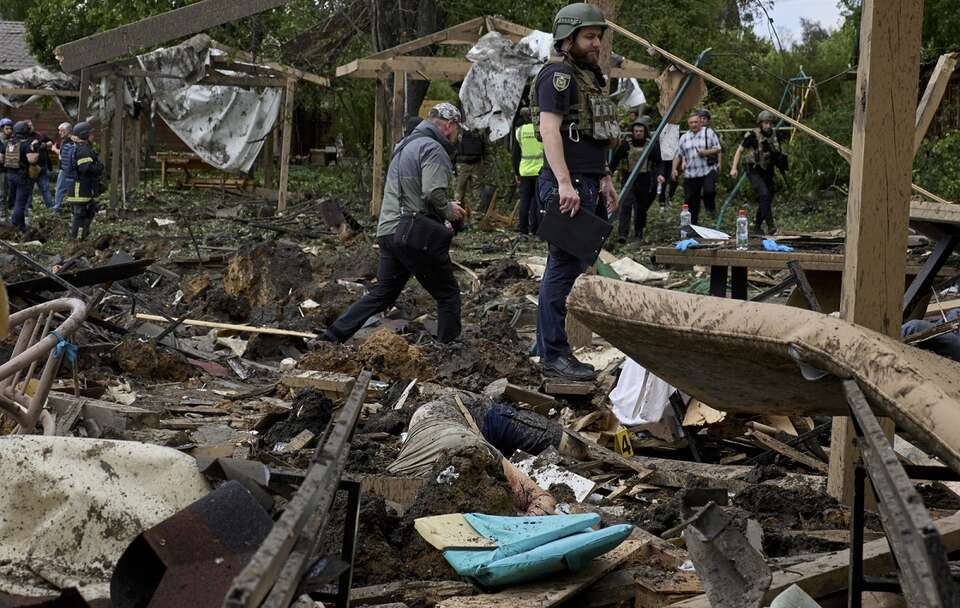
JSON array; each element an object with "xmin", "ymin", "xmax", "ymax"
[{"xmin": 671, "ymin": 113, "xmax": 721, "ymax": 225}]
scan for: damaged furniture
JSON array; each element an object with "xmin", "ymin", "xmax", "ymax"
[{"xmin": 0, "ymin": 297, "xmax": 87, "ymax": 434}]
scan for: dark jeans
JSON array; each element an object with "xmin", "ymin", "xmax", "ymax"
[
  {"xmin": 682, "ymin": 171, "xmax": 717, "ymax": 225},
  {"xmin": 10, "ymin": 173, "xmax": 33, "ymax": 231},
  {"xmin": 536, "ymin": 171, "xmax": 604, "ymax": 362},
  {"xmin": 325, "ymin": 235, "xmax": 462, "ymax": 343},
  {"xmin": 4, "ymin": 170, "xmax": 16, "ymax": 211},
  {"xmin": 618, "ymin": 172, "xmax": 654, "ymax": 239},
  {"xmin": 517, "ymin": 176, "xmax": 541, "ymax": 235},
  {"xmin": 35, "ymin": 169, "xmax": 53, "ymax": 209},
  {"xmin": 748, "ymin": 166, "xmax": 776, "ymax": 232},
  {"xmin": 902, "ymin": 309, "xmax": 960, "ymax": 363}
]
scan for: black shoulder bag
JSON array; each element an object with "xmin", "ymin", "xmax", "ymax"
[{"xmin": 391, "ymin": 134, "xmax": 454, "ymax": 259}]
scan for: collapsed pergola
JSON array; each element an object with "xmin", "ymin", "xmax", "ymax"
[
  {"xmin": 335, "ymin": 16, "xmax": 660, "ymax": 217},
  {"xmin": 55, "ymin": 0, "xmax": 330, "ymax": 211}
]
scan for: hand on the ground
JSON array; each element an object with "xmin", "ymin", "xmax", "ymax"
[
  {"xmin": 526, "ymin": 494, "xmax": 557, "ymax": 516},
  {"xmin": 601, "ymin": 176, "xmax": 619, "ymax": 215},
  {"xmin": 450, "ymin": 202, "xmax": 466, "ymax": 221},
  {"xmin": 558, "ymin": 182, "xmax": 581, "ymax": 216},
  {"xmin": 730, "ymin": 167, "xmax": 738, "ymax": 178}
]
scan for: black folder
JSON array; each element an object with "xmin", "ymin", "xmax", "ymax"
[{"xmin": 536, "ymin": 200, "xmax": 613, "ymax": 264}]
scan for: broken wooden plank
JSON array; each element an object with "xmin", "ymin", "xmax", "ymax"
[
  {"xmin": 276, "ymin": 430, "xmax": 315, "ymax": 453},
  {"xmin": 359, "ymin": 475, "xmax": 427, "ymax": 513},
  {"xmin": 436, "ymin": 539, "xmax": 642, "ymax": 607},
  {"xmin": 750, "ymin": 430, "xmax": 829, "ymax": 474},
  {"xmin": 634, "ymin": 569, "xmax": 702, "ymax": 607},
  {"xmin": 563, "ymin": 429, "xmax": 654, "ymax": 479},
  {"xmin": 671, "ymin": 512, "xmax": 960, "ymax": 606},
  {"xmin": 341, "ymin": 581, "xmax": 476, "ymax": 606},
  {"xmin": 483, "ymin": 379, "xmax": 557, "ymax": 412},
  {"xmin": 543, "ymin": 379, "xmax": 595, "ymax": 396},
  {"xmin": 46, "ymin": 393, "xmax": 160, "ymax": 432},
  {"xmin": 56, "ymin": 0, "xmax": 292, "ymax": 72},
  {"xmin": 136, "ymin": 313, "xmax": 317, "ymax": 338},
  {"xmin": 164, "ymin": 405, "xmax": 230, "ymax": 416},
  {"xmin": 573, "ymin": 568, "xmax": 639, "ymax": 607}
]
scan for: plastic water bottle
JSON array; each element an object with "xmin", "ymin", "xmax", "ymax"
[
  {"xmin": 657, "ymin": 182, "xmax": 665, "ymax": 211},
  {"xmin": 736, "ymin": 209, "xmax": 749, "ymax": 250},
  {"xmin": 680, "ymin": 204, "xmax": 691, "ymax": 240}
]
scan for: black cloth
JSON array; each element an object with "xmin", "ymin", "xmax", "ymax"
[
  {"xmin": 517, "ymin": 176, "xmax": 540, "ymax": 235},
  {"xmin": 325, "ymin": 235, "xmax": 462, "ymax": 343},
  {"xmin": 457, "ymin": 130, "xmax": 485, "ymax": 164},
  {"xmin": 618, "ymin": 172, "xmax": 654, "ymax": 239},
  {"xmin": 535, "ymin": 62, "xmax": 607, "ymax": 174},
  {"xmin": 748, "ymin": 166, "xmax": 777, "ymax": 232},
  {"xmin": 71, "ymin": 141, "xmax": 103, "ymax": 200},
  {"xmin": 682, "ymin": 173, "xmax": 718, "ymax": 226},
  {"xmin": 472, "ymin": 402, "xmax": 563, "ymax": 459}
]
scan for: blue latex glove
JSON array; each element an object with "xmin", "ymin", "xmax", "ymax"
[
  {"xmin": 50, "ymin": 330, "xmax": 78, "ymax": 364},
  {"xmin": 762, "ymin": 239, "xmax": 794, "ymax": 252},
  {"xmin": 675, "ymin": 238, "xmax": 699, "ymax": 251}
]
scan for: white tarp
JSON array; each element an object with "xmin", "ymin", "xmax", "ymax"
[
  {"xmin": 0, "ymin": 66, "xmax": 78, "ymax": 118},
  {"xmin": 459, "ymin": 30, "xmax": 552, "ymax": 140},
  {"xmin": 0, "ymin": 436, "xmax": 209, "ymax": 599},
  {"xmin": 609, "ymin": 358, "xmax": 676, "ymax": 426},
  {"xmin": 137, "ymin": 35, "xmax": 282, "ymax": 173}
]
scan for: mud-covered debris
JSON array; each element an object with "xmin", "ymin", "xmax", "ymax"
[
  {"xmin": 359, "ymin": 328, "xmax": 427, "ymax": 379},
  {"xmin": 261, "ymin": 388, "xmax": 333, "ymax": 448},
  {"xmin": 114, "ymin": 337, "xmax": 192, "ymax": 381},
  {"xmin": 299, "ymin": 341, "xmax": 361, "ymax": 375},
  {"xmin": 224, "ymin": 241, "xmax": 314, "ymax": 308},
  {"xmin": 181, "ymin": 274, "xmax": 211, "ymax": 304}
]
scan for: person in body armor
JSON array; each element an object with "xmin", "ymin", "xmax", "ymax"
[
  {"xmin": 0, "ymin": 118, "xmax": 12, "ymax": 217},
  {"xmin": 319, "ymin": 103, "xmax": 466, "ymax": 344},
  {"xmin": 731, "ymin": 110, "xmax": 788, "ymax": 235},
  {"xmin": 532, "ymin": 2, "xmax": 620, "ymax": 380},
  {"xmin": 8, "ymin": 121, "xmax": 40, "ymax": 232},
  {"xmin": 64, "ymin": 122, "xmax": 104, "ymax": 240},
  {"xmin": 454, "ymin": 128, "xmax": 491, "ymax": 213},
  {"xmin": 610, "ymin": 116, "xmax": 665, "ymax": 242}
]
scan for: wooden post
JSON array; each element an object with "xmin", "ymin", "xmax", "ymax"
[
  {"xmin": 914, "ymin": 52, "xmax": 958, "ymax": 155},
  {"xmin": 121, "ymin": 112, "xmax": 142, "ymax": 193},
  {"xmin": 263, "ymin": 127, "xmax": 275, "ymax": 188},
  {"xmin": 590, "ymin": 0, "xmax": 616, "ymax": 78},
  {"xmin": 827, "ymin": 0, "xmax": 924, "ymax": 506},
  {"xmin": 370, "ymin": 76, "xmax": 387, "ymax": 218},
  {"xmin": 108, "ymin": 75, "xmax": 123, "ymax": 211},
  {"xmin": 391, "ymin": 71, "xmax": 406, "ymax": 144},
  {"xmin": 77, "ymin": 69, "xmax": 90, "ymax": 121},
  {"xmin": 277, "ymin": 78, "xmax": 295, "ymax": 213}
]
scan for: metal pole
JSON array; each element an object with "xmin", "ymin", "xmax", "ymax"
[{"xmin": 620, "ymin": 49, "xmax": 711, "ymax": 200}]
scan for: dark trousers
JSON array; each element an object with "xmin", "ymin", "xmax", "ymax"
[
  {"xmin": 682, "ymin": 170, "xmax": 717, "ymax": 225},
  {"xmin": 658, "ymin": 161, "xmax": 678, "ymax": 204},
  {"xmin": 517, "ymin": 176, "xmax": 541, "ymax": 235},
  {"xmin": 748, "ymin": 167, "xmax": 776, "ymax": 232},
  {"xmin": 536, "ymin": 171, "xmax": 603, "ymax": 362},
  {"xmin": 10, "ymin": 173, "xmax": 33, "ymax": 231},
  {"xmin": 4, "ymin": 170, "xmax": 16, "ymax": 212},
  {"xmin": 618, "ymin": 173, "xmax": 654, "ymax": 239},
  {"xmin": 325, "ymin": 235, "xmax": 462, "ymax": 343},
  {"xmin": 71, "ymin": 200, "xmax": 97, "ymax": 240}
]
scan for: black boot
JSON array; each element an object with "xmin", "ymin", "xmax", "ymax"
[{"xmin": 542, "ymin": 354, "xmax": 597, "ymax": 380}]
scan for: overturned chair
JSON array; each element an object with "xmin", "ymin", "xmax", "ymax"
[{"xmin": 0, "ymin": 296, "xmax": 87, "ymax": 434}]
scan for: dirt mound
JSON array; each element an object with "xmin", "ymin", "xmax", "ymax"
[
  {"xmin": 734, "ymin": 483, "xmax": 839, "ymax": 519},
  {"xmin": 359, "ymin": 328, "xmax": 426, "ymax": 379},
  {"xmin": 203, "ymin": 287, "xmax": 251, "ymax": 323},
  {"xmin": 298, "ymin": 342, "xmax": 361, "ymax": 375},
  {"xmin": 261, "ymin": 388, "xmax": 333, "ymax": 448},
  {"xmin": 114, "ymin": 337, "xmax": 192, "ymax": 381},
  {"xmin": 482, "ymin": 258, "xmax": 530, "ymax": 283},
  {"xmin": 331, "ymin": 247, "xmax": 379, "ymax": 281},
  {"xmin": 317, "ymin": 494, "xmax": 405, "ymax": 586},
  {"xmin": 224, "ymin": 241, "xmax": 313, "ymax": 309},
  {"xmin": 304, "ymin": 282, "xmax": 357, "ymax": 327},
  {"xmin": 181, "ymin": 274, "xmax": 211, "ymax": 304},
  {"xmin": 422, "ymin": 329, "xmax": 538, "ymax": 393}
]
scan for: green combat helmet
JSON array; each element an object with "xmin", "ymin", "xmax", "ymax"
[
  {"xmin": 757, "ymin": 110, "xmax": 776, "ymax": 123},
  {"xmin": 553, "ymin": 3, "xmax": 607, "ymax": 44}
]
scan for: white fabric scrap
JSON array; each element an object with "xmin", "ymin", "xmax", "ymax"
[
  {"xmin": 137, "ymin": 35, "xmax": 282, "ymax": 173},
  {"xmin": 459, "ymin": 30, "xmax": 553, "ymax": 140},
  {"xmin": 609, "ymin": 257, "xmax": 669, "ymax": 283},
  {"xmin": 609, "ymin": 358, "xmax": 675, "ymax": 426}
]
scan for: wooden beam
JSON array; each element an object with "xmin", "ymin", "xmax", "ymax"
[
  {"xmin": 277, "ymin": 79, "xmax": 296, "ymax": 213},
  {"xmin": 914, "ymin": 52, "xmax": 958, "ymax": 155},
  {"xmin": 589, "ymin": 0, "xmax": 615, "ymax": 77},
  {"xmin": 370, "ymin": 77, "xmax": 387, "ymax": 218},
  {"xmin": 672, "ymin": 512, "xmax": 960, "ymax": 607},
  {"xmin": 0, "ymin": 87, "xmax": 79, "ymax": 98},
  {"xmin": 338, "ymin": 56, "xmax": 471, "ymax": 81},
  {"xmin": 207, "ymin": 41, "xmax": 329, "ymax": 87},
  {"xmin": 199, "ymin": 73, "xmax": 287, "ymax": 89},
  {"xmin": 367, "ymin": 16, "xmax": 486, "ymax": 60},
  {"xmin": 55, "ymin": 0, "xmax": 293, "ymax": 72},
  {"xmin": 108, "ymin": 76, "xmax": 123, "ymax": 210},
  {"xmin": 828, "ymin": 0, "xmax": 924, "ymax": 506},
  {"xmin": 611, "ymin": 58, "xmax": 660, "ymax": 81},
  {"xmin": 391, "ymin": 72, "xmax": 406, "ymax": 144},
  {"xmin": 263, "ymin": 127, "xmax": 276, "ymax": 188},
  {"xmin": 605, "ymin": 20, "xmax": 949, "ymax": 205}
]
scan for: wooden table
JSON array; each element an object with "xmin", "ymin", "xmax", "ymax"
[{"xmin": 652, "ymin": 247, "xmax": 934, "ymax": 313}]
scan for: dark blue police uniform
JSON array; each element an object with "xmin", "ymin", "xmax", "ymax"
[{"xmin": 535, "ymin": 61, "xmax": 609, "ymax": 363}]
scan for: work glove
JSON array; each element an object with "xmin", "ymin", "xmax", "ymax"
[
  {"xmin": 762, "ymin": 239, "xmax": 794, "ymax": 252},
  {"xmin": 675, "ymin": 239, "xmax": 699, "ymax": 251}
]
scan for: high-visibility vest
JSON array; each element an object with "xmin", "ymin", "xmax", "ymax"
[{"xmin": 515, "ymin": 123, "xmax": 544, "ymax": 177}]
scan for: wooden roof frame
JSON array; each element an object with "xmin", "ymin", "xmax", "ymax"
[{"xmin": 335, "ymin": 15, "xmax": 659, "ymax": 81}]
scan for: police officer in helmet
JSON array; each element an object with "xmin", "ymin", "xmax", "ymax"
[
  {"xmin": 731, "ymin": 110, "xmax": 787, "ymax": 235},
  {"xmin": 532, "ymin": 3, "xmax": 620, "ymax": 380}
]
